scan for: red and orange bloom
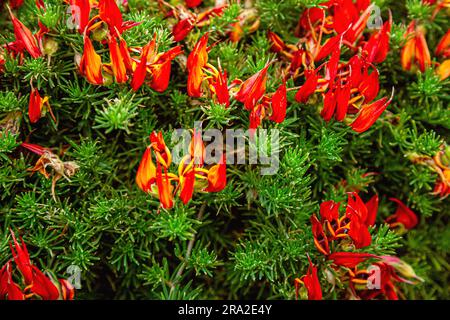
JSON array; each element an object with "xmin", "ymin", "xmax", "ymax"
[
  {"xmin": 108, "ymin": 36, "xmax": 129, "ymax": 84},
  {"xmin": 68, "ymin": 0, "xmax": 92, "ymax": 33},
  {"xmin": 79, "ymin": 35, "xmax": 104, "ymax": 85},
  {"xmin": 1, "ymin": 230, "xmax": 75, "ymax": 300},
  {"xmin": 386, "ymin": 198, "xmax": 418, "ymax": 231},
  {"xmin": 206, "ymin": 63, "xmax": 230, "ymax": 107},
  {"xmin": 350, "ymin": 90, "xmax": 394, "ymax": 133},
  {"xmin": 130, "ymin": 38, "xmax": 156, "ymax": 91},
  {"xmin": 28, "ymin": 88, "xmax": 55, "ymax": 124},
  {"xmin": 362, "ymin": 14, "xmax": 392, "ymax": 64},
  {"xmin": 187, "ymin": 33, "xmax": 209, "ymax": 97},
  {"xmin": 311, "ymin": 193, "xmax": 378, "ymax": 255},
  {"xmin": 401, "ymin": 21, "xmax": 431, "ymax": 73},
  {"xmin": 7, "ymin": 6, "xmax": 42, "ymax": 59},
  {"xmin": 294, "ymin": 256, "xmax": 322, "ymax": 300},
  {"xmin": 156, "ymin": 162, "xmax": 174, "ymax": 209},
  {"xmin": 235, "ymin": 63, "xmax": 270, "ymax": 111},
  {"xmin": 186, "ymin": 33, "xmax": 231, "ymax": 105},
  {"xmin": 130, "ymin": 36, "xmax": 182, "ymax": 92},
  {"xmin": 136, "ymin": 130, "xmax": 227, "ymax": 209},
  {"xmin": 170, "ymin": 5, "xmax": 226, "ymax": 42},
  {"xmin": 136, "ymin": 147, "xmax": 156, "ymax": 193},
  {"xmin": 149, "ymin": 46, "xmax": 183, "ymax": 92},
  {"xmin": 204, "ymin": 156, "xmax": 226, "ymax": 193},
  {"xmin": 345, "ymin": 255, "xmax": 422, "ymax": 300},
  {"xmin": 172, "ymin": 18, "xmax": 195, "ymax": 42}
]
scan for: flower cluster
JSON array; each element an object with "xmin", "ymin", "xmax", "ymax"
[
  {"xmin": 73, "ymin": 0, "xmax": 183, "ymax": 90},
  {"xmin": 136, "ymin": 131, "xmax": 226, "ymax": 209},
  {"xmin": 268, "ymin": 0, "xmax": 394, "ymax": 133},
  {"xmin": 295, "ymin": 191, "xmax": 421, "ymax": 300},
  {"xmin": 1, "ymin": 230, "xmax": 74, "ymax": 300}
]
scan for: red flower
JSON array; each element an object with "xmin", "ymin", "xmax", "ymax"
[
  {"xmin": 186, "ymin": 0, "xmax": 202, "ymax": 8},
  {"xmin": 179, "ymin": 167, "xmax": 196, "ymax": 205},
  {"xmin": 173, "ymin": 18, "xmax": 194, "ymax": 42},
  {"xmin": 187, "ymin": 33, "xmax": 209, "ymax": 97},
  {"xmin": 207, "ymin": 64, "xmax": 230, "ymax": 107},
  {"xmin": 350, "ymin": 89, "xmax": 394, "ymax": 133},
  {"xmin": 98, "ymin": 0, "xmax": 123, "ymax": 37},
  {"xmin": 235, "ymin": 63, "xmax": 270, "ymax": 110},
  {"xmin": 7, "ymin": 6, "xmax": 42, "ymax": 58},
  {"xmin": 269, "ymin": 81, "xmax": 287, "ymax": 123},
  {"xmin": 29, "ymin": 265, "xmax": 60, "ymax": 300},
  {"xmin": 328, "ymin": 252, "xmax": 378, "ymax": 268},
  {"xmin": 131, "ymin": 38, "xmax": 156, "ymax": 91},
  {"xmin": 150, "ymin": 131, "xmax": 172, "ymax": 168},
  {"xmin": 0, "ymin": 263, "xmax": 24, "ymax": 300},
  {"xmin": 8, "ymin": 0, "xmax": 24, "ymax": 9},
  {"xmin": 358, "ymin": 69, "xmax": 380, "ymax": 103},
  {"xmin": 28, "ymin": 88, "xmax": 54, "ymax": 124},
  {"xmin": 149, "ymin": 46, "xmax": 183, "ymax": 92},
  {"xmin": 311, "ymin": 214, "xmax": 330, "ymax": 255},
  {"xmin": 346, "ymin": 193, "xmax": 372, "ymax": 248},
  {"xmin": 156, "ymin": 162, "xmax": 174, "ymax": 209},
  {"xmin": 59, "ymin": 279, "xmax": 75, "ymax": 300},
  {"xmin": 295, "ymin": 69, "xmax": 318, "ymax": 103},
  {"xmin": 69, "ymin": 0, "xmax": 91, "ymax": 33},
  {"xmin": 9, "ymin": 230, "xmax": 33, "ymax": 285},
  {"xmin": 386, "ymin": 198, "xmax": 418, "ymax": 230},
  {"xmin": 267, "ymin": 31, "xmax": 286, "ymax": 53},
  {"xmin": 294, "ymin": 256, "xmax": 322, "ymax": 300},
  {"xmin": 363, "ymin": 17, "xmax": 392, "ymax": 64}
]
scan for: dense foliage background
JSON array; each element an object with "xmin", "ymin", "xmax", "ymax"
[{"xmin": 0, "ymin": 0, "xmax": 448, "ymax": 299}]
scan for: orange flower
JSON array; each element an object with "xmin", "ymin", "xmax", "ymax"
[
  {"xmin": 7, "ymin": 6, "xmax": 42, "ymax": 58},
  {"xmin": 79, "ymin": 35, "xmax": 104, "ymax": 85},
  {"xmin": 401, "ymin": 22, "xmax": 431, "ymax": 72},
  {"xmin": 150, "ymin": 131, "xmax": 172, "ymax": 169},
  {"xmin": 350, "ymin": 90, "xmax": 394, "ymax": 133},
  {"xmin": 156, "ymin": 162, "xmax": 174, "ymax": 209},
  {"xmin": 437, "ymin": 59, "xmax": 450, "ymax": 80},
  {"xmin": 187, "ymin": 33, "xmax": 209, "ymax": 97},
  {"xmin": 235, "ymin": 63, "xmax": 270, "ymax": 110},
  {"xmin": 204, "ymin": 156, "xmax": 226, "ymax": 192},
  {"xmin": 136, "ymin": 147, "xmax": 156, "ymax": 193}
]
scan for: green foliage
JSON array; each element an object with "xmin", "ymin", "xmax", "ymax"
[{"xmin": 0, "ymin": 0, "xmax": 448, "ymax": 301}]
